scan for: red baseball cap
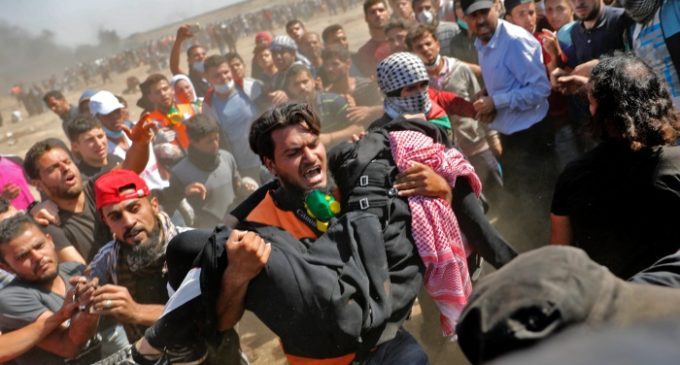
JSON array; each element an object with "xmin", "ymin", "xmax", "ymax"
[
  {"xmin": 255, "ymin": 31, "xmax": 272, "ymax": 45},
  {"xmin": 95, "ymin": 169, "xmax": 150, "ymax": 210}
]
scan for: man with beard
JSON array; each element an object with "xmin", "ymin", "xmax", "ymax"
[
  {"xmin": 0, "ymin": 213, "xmax": 120, "ymax": 365},
  {"xmin": 564, "ymin": 0, "xmax": 631, "ymax": 69},
  {"xmin": 202, "ymin": 55, "xmax": 263, "ymax": 181},
  {"xmin": 283, "ymin": 64, "xmax": 363, "ymax": 148},
  {"xmin": 88, "ymin": 169, "xmax": 244, "ymax": 364},
  {"xmin": 408, "ymin": 25, "xmax": 503, "ymax": 208},
  {"xmin": 66, "ymin": 115, "xmax": 123, "ymax": 179},
  {"xmin": 159, "ymin": 115, "xmax": 257, "ymax": 229},
  {"xmin": 550, "ymin": 0, "xmax": 632, "ymax": 98},
  {"xmin": 462, "ymin": 0, "xmax": 553, "ymax": 247},
  {"xmin": 170, "ymin": 24, "xmax": 210, "ymax": 97},
  {"xmin": 87, "ymin": 169, "xmax": 190, "ymax": 342},
  {"xmin": 24, "ymin": 119, "xmax": 153, "ymax": 262}
]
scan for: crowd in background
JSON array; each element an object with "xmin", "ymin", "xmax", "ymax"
[{"xmin": 0, "ymin": 0, "xmax": 679, "ymax": 364}]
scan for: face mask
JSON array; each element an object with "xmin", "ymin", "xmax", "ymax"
[
  {"xmin": 213, "ymin": 80, "xmax": 235, "ymax": 94},
  {"xmin": 425, "ymin": 54, "xmax": 441, "ymax": 71},
  {"xmin": 385, "ymin": 89, "xmax": 432, "ymax": 115},
  {"xmin": 103, "ymin": 126, "xmax": 125, "ymax": 140},
  {"xmin": 191, "ymin": 61, "xmax": 205, "ymax": 74},
  {"xmin": 417, "ymin": 10, "xmax": 435, "ymax": 24},
  {"xmin": 457, "ymin": 18, "xmax": 469, "ymax": 30}
]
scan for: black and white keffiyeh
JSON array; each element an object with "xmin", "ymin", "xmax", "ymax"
[
  {"xmin": 623, "ymin": 0, "xmax": 662, "ymax": 24},
  {"xmin": 377, "ymin": 52, "xmax": 432, "ymax": 115}
]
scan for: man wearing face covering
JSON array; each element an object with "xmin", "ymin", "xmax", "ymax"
[
  {"xmin": 365, "ymin": 52, "xmax": 517, "ymax": 335},
  {"xmin": 201, "ymin": 55, "xmax": 263, "ymax": 182},
  {"xmin": 624, "ymin": 0, "xmax": 680, "ymax": 109},
  {"xmin": 170, "ymin": 24, "xmax": 210, "ymax": 98},
  {"xmin": 413, "ymin": 0, "xmax": 476, "ymax": 63}
]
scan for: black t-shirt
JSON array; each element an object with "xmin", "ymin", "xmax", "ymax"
[
  {"xmin": 58, "ymin": 179, "xmax": 112, "ymax": 262},
  {"xmin": 566, "ymin": 6, "xmax": 633, "ymax": 68},
  {"xmin": 43, "ymin": 224, "xmax": 71, "ymax": 251},
  {"xmin": 77, "ymin": 153, "xmax": 122, "ymax": 180},
  {"xmin": 189, "ymin": 70, "xmax": 209, "ymax": 98},
  {"xmin": 551, "ymin": 141, "xmax": 680, "ymax": 278}
]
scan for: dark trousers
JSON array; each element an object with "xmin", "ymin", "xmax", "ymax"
[
  {"xmin": 145, "ymin": 234, "xmax": 243, "ymax": 365},
  {"xmin": 497, "ymin": 119, "xmax": 558, "ymax": 251},
  {"xmin": 149, "ymin": 231, "xmax": 427, "ymax": 365}
]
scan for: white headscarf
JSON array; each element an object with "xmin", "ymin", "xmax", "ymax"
[{"xmin": 170, "ymin": 74, "xmax": 198, "ymax": 104}]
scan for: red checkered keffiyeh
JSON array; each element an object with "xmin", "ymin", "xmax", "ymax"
[{"xmin": 389, "ymin": 130, "xmax": 482, "ymax": 336}]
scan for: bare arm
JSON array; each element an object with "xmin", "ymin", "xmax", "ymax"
[
  {"xmin": 216, "ymin": 230, "xmax": 271, "ymax": 331},
  {"xmin": 320, "ymin": 124, "xmax": 365, "ymax": 147},
  {"xmin": 120, "ymin": 116, "xmax": 155, "ymax": 174},
  {"xmin": 0, "ymin": 291, "xmax": 77, "ymax": 362},
  {"xmin": 37, "ymin": 277, "xmax": 100, "ymax": 358},
  {"xmin": 57, "ymin": 246, "xmax": 86, "ymax": 265},
  {"xmin": 170, "ymin": 25, "xmax": 192, "ymax": 75},
  {"xmin": 550, "ymin": 213, "xmax": 572, "ymax": 245}
]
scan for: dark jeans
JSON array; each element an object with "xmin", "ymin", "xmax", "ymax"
[
  {"xmin": 146, "ymin": 234, "xmax": 243, "ymax": 365},
  {"xmin": 361, "ymin": 328, "xmax": 429, "ymax": 365},
  {"xmin": 151, "ymin": 228, "xmax": 431, "ymax": 365},
  {"xmin": 468, "ymin": 149, "xmax": 503, "ymax": 209},
  {"xmin": 497, "ymin": 119, "xmax": 558, "ymax": 250},
  {"xmin": 453, "ymin": 178, "xmax": 517, "ymax": 269}
]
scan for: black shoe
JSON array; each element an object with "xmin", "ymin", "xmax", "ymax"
[
  {"xmin": 159, "ymin": 344, "xmax": 208, "ymax": 365},
  {"xmin": 91, "ymin": 344, "xmax": 146, "ymax": 365}
]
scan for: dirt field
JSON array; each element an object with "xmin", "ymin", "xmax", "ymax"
[{"xmin": 0, "ymin": 3, "xmax": 471, "ymax": 364}]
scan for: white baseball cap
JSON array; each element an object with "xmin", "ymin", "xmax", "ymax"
[{"xmin": 89, "ymin": 90, "xmax": 124, "ymax": 116}]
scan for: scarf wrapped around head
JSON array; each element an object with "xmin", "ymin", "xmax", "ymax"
[
  {"xmin": 170, "ymin": 74, "xmax": 198, "ymax": 103},
  {"xmin": 623, "ymin": 0, "xmax": 662, "ymax": 24},
  {"xmin": 377, "ymin": 52, "xmax": 432, "ymax": 116}
]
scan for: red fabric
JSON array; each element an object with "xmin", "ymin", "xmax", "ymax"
[
  {"xmin": 146, "ymin": 103, "xmax": 196, "ymax": 150},
  {"xmin": 95, "ymin": 169, "xmax": 150, "ymax": 210},
  {"xmin": 428, "ymin": 88, "xmax": 476, "ymax": 119},
  {"xmin": 534, "ymin": 32, "xmax": 552, "ymax": 66},
  {"xmin": 389, "ymin": 130, "xmax": 482, "ymax": 336}
]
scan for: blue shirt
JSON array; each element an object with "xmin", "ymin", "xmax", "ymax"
[
  {"xmin": 633, "ymin": 6, "xmax": 680, "ymax": 109},
  {"xmin": 475, "ymin": 19, "xmax": 550, "ymax": 135},
  {"xmin": 205, "ymin": 89, "xmax": 261, "ymax": 170}
]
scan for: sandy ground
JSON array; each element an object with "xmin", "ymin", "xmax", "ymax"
[{"xmin": 0, "ymin": 3, "xmax": 471, "ymax": 364}]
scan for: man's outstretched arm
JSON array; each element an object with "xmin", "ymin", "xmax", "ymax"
[{"xmin": 170, "ymin": 25, "xmax": 192, "ymax": 75}]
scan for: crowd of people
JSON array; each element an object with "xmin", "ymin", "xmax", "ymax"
[{"xmin": 0, "ymin": 0, "xmax": 679, "ymax": 364}]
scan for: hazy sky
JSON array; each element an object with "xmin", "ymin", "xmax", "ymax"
[{"xmin": 1, "ymin": 0, "xmax": 241, "ymax": 47}]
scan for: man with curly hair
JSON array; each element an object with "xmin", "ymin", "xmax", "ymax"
[{"xmin": 550, "ymin": 54, "xmax": 680, "ymax": 278}]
